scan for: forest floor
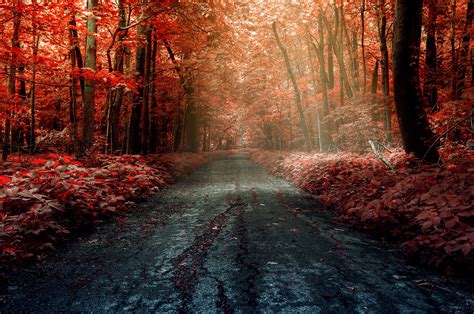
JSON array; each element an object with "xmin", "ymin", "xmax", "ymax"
[{"xmin": 1, "ymin": 153, "xmax": 472, "ymax": 312}]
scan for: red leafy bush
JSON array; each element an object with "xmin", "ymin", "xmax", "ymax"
[
  {"xmin": 0, "ymin": 152, "xmax": 225, "ymax": 267},
  {"xmin": 250, "ymin": 150, "xmax": 473, "ymax": 272}
]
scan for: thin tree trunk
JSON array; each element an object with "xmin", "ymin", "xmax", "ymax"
[
  {"xmin": 272, "ymin": 22, "xmax": 312, "ymax": 151},
  {"xmin": 30, "ymin": 34, "xmax": 39, "ymax": 153},
  {"xmin": 141, "ymin": 27, "xmax": 153, "ymax": 155},
  {"xmin": 393, "ymin": 0, "xmax": 439, "ymax": 162},
  {"xmin": 377, "ymin": 0, "xmax": 391, "ymax": 140},
  {"xmin": 306, "ymin": 30, "xmax": 323, "ymax": 152},
  {"xmin": 338, "ymin": 6, "xmax": 345, "ymax": 106},
  {"xmin": 451, "ymin": 0, "xmax": 458, "ymax": 97},
  {"xmin": 454, "ymin": 0, "xmax": 473, "ymax": 99},
  {"xmin": 128, "ymin": 21, "xmax": 147, "ymax": 154},
  {"xmin": 327, "ymin": 38, "xmax": 335, "ymax": 89},
  {"xmin": 69, "ymin": 11, "xmax": 79, "ymax": 156},
  {"xmin": 322, "ymin": 11, "xmax": 354, "ymax": 98},
  {"xmin": 149, "ymin": 33, "xmax": 158, "ymax": 154},
  {"xmin": 82, "ymin": 0, "xmax": 98, "ymax": 152},
  {"xmin": 361, "ymin": 0, "xmax": 367, "ymax": 94},
  {"xmin": 3, "ymin": 3, "xmax": 21, "ymax": 161}
]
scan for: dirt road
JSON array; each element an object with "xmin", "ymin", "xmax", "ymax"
[{"xmin": 1, "ymin": 153, "xmax": 472, "ymax": 312}]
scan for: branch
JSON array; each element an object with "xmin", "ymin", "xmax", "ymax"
[
  {"xmin": 369, "ymin": 140, "xmax": 396, "ymax": 171},
  {"xmin": 419, "ymin": 114, "xmax": 472, "ymax": 166}
]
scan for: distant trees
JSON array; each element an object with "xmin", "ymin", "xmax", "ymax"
[{"xmin": 0, "ymin": 0, "xmax": 471, "ymax": 160}]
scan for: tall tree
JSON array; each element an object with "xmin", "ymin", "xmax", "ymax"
[
  {"xmin": 377, "ymin": 0, "xmax": 392, "ymax": 140},
  {"xmin": 272, "ymin": 22, "xmax": 312, "ymax": 151},
  {"xmin": 2, "ymin": 1, "xmax": 21, "ymax": 161},
  {"xmin": 82, "ymin": 0, "xmax": 98, "ymax": 151},
  {"xmin": 454, "ymin": 0, "xmax": 473, "ymax": 99},
  {"xmin": 393, "ymin": 0, "xmax": 439, "ymax": 162}
]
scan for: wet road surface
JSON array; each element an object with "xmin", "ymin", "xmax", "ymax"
[{"xmin": 1, "ymin": 153, "xmax": 472, "ymax": 312}]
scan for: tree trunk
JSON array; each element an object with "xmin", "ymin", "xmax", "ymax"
[
  {"xmin": 30, "ymin": 34, "xmax": 39, "ymax": 153},
  {"xmin": 424, "ymin": 0, "xmax": 439, "ymax": 111},
  {"xmin": 2, "ymin": 3, "xmax": 21, "ymax": 161},
  {"xmin": 327, "ymin": 39, "xmax": 335, "ymax": 89},
  {"xmin": 361, "ymin": 0, "xmax": 367, "ymax": 94},
  {"xmin": 272, "ymin": 22, "xmax": 312, "ymax": 151},
  {"xmin": 322, "ymin": 11, "xmax": 354, "ymax": 98},
  {"xmin": 377, "ymin": 0, "xmax": 391, "ymax": 140},
  {"xmin": 149, "ymin": 33, "xmax": 159, "ymax": 154},
  {"xmin": 451, "ymin": 0, "xmax": 458, "ymax": 97},
  {"xmin": 141, "ymin": 27, "xmax": 153, "ymax": 155},
  {"xmin": 128, "ymin": 22, "xmax": 147, "ymax": 154},
  {"xmin": 306, "ymin": 30, "xmax": 323, "ymax": 151},
  {"xmin": 393, "ymin": 0, "xmax": 439, "ymax": 162},
  {"xmin": 82, "ymin": 0, "xmax": 98, "ymax": 152},
  {"xmin": 454, "ymin": 0, "xmax": 473, "ymax": 99},
  {"xmin": 68, "ymin": 12, "xmax": 80, "ymax": 156},
  {"xmin": 370, "ymin": 60, "xmax": 380, "ymax": 121}
]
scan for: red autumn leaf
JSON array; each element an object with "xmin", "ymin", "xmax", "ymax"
[{"xmin": 0, "ymin": 175, "xmax": 11, "ymax": 185}]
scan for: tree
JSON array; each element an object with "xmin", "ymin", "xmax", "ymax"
[
  {"xmin": 82, "ymin": 0, "xmax": 98, "ymax": 152},
  {"xmin": 2, "ymin": 1, "xmax": 21, "ymax": 161},
  {"xmin": 392, "ymin": 0, "xmax": 439, "ymax": 162},
  {"xmin": 272, "ymin": 21, "xmax": 312, "ymax": 151},
  {"xmin": 454, "ymin": 0, "xmax": 473, "ymax": 99}
]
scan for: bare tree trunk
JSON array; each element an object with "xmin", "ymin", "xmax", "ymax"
[
  {"xmin": 149, "ymin": 33, "xmax": 158, "ymax": 154},
  {"xmin": 82, "ymin": 0, "xmax": 98, "ymax": 152},
  {"xmin": 393, "ymin": 0, "xmax": 439, "ymax": 162},
  {"xmin": 68, "ymin": 11, "xmax": 80, "ymax": 157},
  {"xmin": 306, "ymin": 31, "xmax": 323, "ymax": 151},
  {"xmin": 141, "ymin": 27, "xmax": 153, "ymax": 155},
  {"xmin": 327, "ymin": 39, "xmax": 335, "ymax": 89},
  {"xmin": 451, "ymin": 0, "xmax": 458, "ymax": 97},
  {"xmin": 454, "ymin": 0, "xmax": 473, "ymax": 99},
  {"xmin": 128, "ymin": 20, "xmax": 147, "ymax": 154},
  {"xmin": 361, "ymin": 0, "xmax": 367, "ymax": 94},
  {"xmin": 30, "ymin": 34, "xmax": 39, "ymax": 153},
  {"xmin": 322, "ymin": 11, "xmax": 354, "ymax": 99},
  {"xmin": 377, "ymin": 0, "xmax": 391, "ymax": 140},
  {"xmin": 3, "ymin": 3, "xmax": 21, "ymax": 161},
  {"xmin": 272, "ymin": 22, "xmax": 312, "ymax": 151},
  {"xmin": 337, "ymin": 6, "xmax": 345, "ymax": 106}
]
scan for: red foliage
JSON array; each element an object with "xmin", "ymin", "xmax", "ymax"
[
  {"xmin": 0, "ymin": 152, "xmax": 225, "ymax": 266},
  {"xmin": 250, "ymin": 150, "xmax": 473, "ymax": 271}
]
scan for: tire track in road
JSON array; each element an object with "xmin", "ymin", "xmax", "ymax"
[{"xmin": 172, "ymin": 199, "xmax": 245, "ymax": 312}]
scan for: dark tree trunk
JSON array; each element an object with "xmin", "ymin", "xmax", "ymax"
[
  {"xmin": 141, "ymin": 28, "xmax": 153, "ymax": 155},
  {"xmin": 128, "ymin": 23, "xmax": 147, "ymax": 154},
  {"xmin": 327, "ymin": 40, "xmax": 335, "ymax": 89},
  {"xmin": 393, "ymin": 0, "xmax": 439, "ymax": 162},
  {"xmin": 149, "ymin": 34, "xmax": 159, "ymax": 154},
  {"xmin": 377, "ymin": 0, "xmax": 392, "ymax": 140},
  {"xmin": 272, "ymin": 22, "xmax": 312, "ymax": 151},
  {"xmin": 108, "ymin": 0, "xmax": 127, "ymax": 153},
  {"xmin": 184, "ymin": 85, "xmax": 199, "ymax": 152},
  {"xmin": 370, "ymin": 61, "xmax": 380, "ymax": 121}
]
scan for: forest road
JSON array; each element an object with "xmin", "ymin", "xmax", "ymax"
[{"xmin": 1, "ymin": 153, "xmax": 472, "ymax": 313}]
